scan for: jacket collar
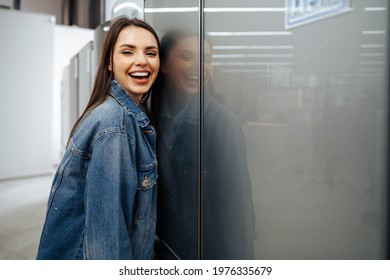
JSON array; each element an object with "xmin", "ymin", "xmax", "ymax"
[{"xmin": 109, "ymin": 79, "xmax": 150, "ymax": 128}]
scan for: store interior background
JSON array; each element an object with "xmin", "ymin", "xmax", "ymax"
[{"xmin": 0, "ymin": 0, "xmax": 388, "ymax": 259}]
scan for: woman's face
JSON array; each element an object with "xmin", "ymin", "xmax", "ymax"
[
  {"xmin": 162, "ymin": 36, "xmax": 212, "ymax": 95},
  {"xmin": 109, "ymin": 25, "xmax": 160, "ymax": 104}
]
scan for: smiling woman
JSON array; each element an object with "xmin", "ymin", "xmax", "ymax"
[
  {"xmin": 36, "ymin": 17, "xmax": 161, "ymax": 260},
  {"xmin": 109, "ymin": 26, "xmax": 160, "ymax": 103}
]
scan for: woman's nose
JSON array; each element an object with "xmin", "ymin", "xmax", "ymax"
[{"xmin": 135, "ymin": 53, "xmax": 147, "ymax": 66}]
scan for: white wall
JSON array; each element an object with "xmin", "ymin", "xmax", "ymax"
[
  {"xmin": 0, "ymin": 0, "xmax": 62, "ymax": 21},
  {"xmin": 0, "ymin": 0, "xmax": 11, "ymax": 8},
  {"xmin": 0, "ymin": 9, "xmax": 55, "ymax": 180},
  {"xmin": 0, "ymin": 9, "xmax": 94, "ymax": 179}
]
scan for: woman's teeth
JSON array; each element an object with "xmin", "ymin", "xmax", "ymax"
[
  {"xmin": 185, "ymin": 75, "xmax": 198, "ymax": 82},
  {"xmin": 129, "ymin": 72, "xmax": 150, "ymax": 79}
]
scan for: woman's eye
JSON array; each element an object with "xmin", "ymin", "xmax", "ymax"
[
  {"xmin": 180, "ymin": 51, "xmax": 194, "ymax": 61},
  {"xmin": 181, "ymin": 55, "xmax": 192, "ymax": 61},
  {"xmin": 146, "ymin": 52, "xmax": 157, "ymax": 57},
  {"xmin": 122, "ymin": 51, "xmax": 133, "ymax": 55}
]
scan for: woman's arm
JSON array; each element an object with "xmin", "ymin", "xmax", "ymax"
[{"xmin": 84, "ymin": 132, "xmax": 136, "ymax": 259}]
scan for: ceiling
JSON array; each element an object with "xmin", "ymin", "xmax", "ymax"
[{"xmin": 1, "ymin": 0, "xmax": 388, "ymax": 87}]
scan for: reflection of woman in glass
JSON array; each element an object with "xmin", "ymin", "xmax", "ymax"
[
  {"xmin": 151, "ymin": 30, "xmax": 255, "ymax": 259},
  {"xmin": 37, "ymin": 17, "xmax": 160, "ymax": 260}
]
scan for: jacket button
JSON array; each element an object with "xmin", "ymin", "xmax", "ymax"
[{"xmin": 142, "ymin": 175, "xmax": 150, "ymax": 188}]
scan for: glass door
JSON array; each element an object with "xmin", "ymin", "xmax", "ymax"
[
  {"xmin": 145, "ymin": 0, "xmax": 202, "ymax": 260},
  {"xmin": 203, "ymin": 0, "xmax": 388, "ymax": 259},
  {"xmin": 146, "ymin": 0, "xmax": 389, "ymax": 259}
]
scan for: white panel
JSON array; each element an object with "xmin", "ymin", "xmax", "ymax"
[
  {"xmin": 0, "ymin": 10, "xmax": 54, "ymax": 180},
  {"xmin": 0, "ymin": 0, "xmax": 12, "ymax": 8}
]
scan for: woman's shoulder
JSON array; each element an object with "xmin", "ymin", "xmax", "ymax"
[
  {"xmin": 83, "ymin": 97, "xmax": 124, "ymax": 127},
  {"xmin": 71, "ymin": 97, "xmax": 125, "ymax": 146},
  {"xmin": 91, "ymin": 96, "xmax": 121, "ymax": 118}
]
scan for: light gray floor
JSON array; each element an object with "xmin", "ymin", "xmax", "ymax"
[
  {"xmin": 0, "ymin": 163, "xmax": 386, "ymax": 260},
  {"xmin": 0, "ymin": 175, "xmax": 52, "ymax": 259}
]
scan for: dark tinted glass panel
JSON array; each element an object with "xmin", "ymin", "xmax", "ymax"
[
  {"xmin": 203, "ymin": 0, "xmax": 388, "ymax": 259},
  {"xmin": 145, "ymin": 0, "xmax": 201, "ymax": 260}
]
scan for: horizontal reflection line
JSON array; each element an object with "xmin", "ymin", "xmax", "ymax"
[
  {"xmin": 144, "ymin": 7, "xmax": 198, "ymax": 13},
  {"xmin": 213, "ymin": 45, "xmax": 294, "ymax": 50},
  {"xmin": 364, "ymin": 7, "xmax": 387, "ymax": 11},
  {"xmin": 246, "ymin": 122, "xmax": 287, "ymax": 127},
  {"xmin": 212, "ymin": 62, "xmax": 293, "ymax": 66},
  {"xmin": 362, "ymin": 30, "xmax": 387, "ymax": 35},
  {"xmin": 208, "ymin": 31, "xmax": 292, "ymax": 36},
  {"xmin": 222, "ymin": 69, "xmax": 294, "ymax": 74},
  {"xmin": 142, "ymin": 6, "xmax": 388, "ymax": 14},
  {"xmin": 213, "ymin": 54, "xmax": 294, "ymax": 58},
  {"xmin": 144, "ymin": 7, "xmax": 285, "ymax": 13},
  {"xmin": 205, "ymin": 7, "xmax": 285, "ymax": 12}
]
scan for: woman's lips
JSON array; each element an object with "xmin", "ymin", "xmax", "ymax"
[
  {"xmin": 129, "ymin": 71, "xmax": 150, "ymax": 79},
  {"xmin": 128, "ymin": 71, "xmax": 151, "ymax": 84}
]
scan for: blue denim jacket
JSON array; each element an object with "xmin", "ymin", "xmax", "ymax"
[{"xmin": 37, "ymin": 80, "xmax": 158, "ymax": 260}]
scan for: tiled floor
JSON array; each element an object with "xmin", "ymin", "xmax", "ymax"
[{"xmin": 0, "ymin": 175, "xmax": 52, "ymax": 259}]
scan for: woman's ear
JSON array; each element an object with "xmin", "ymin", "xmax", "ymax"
[{"xmin": 108, "ymin": 62, "xmax": 112, "ymax": 71}]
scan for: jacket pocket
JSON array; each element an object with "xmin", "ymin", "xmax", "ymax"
[
  {"xmin": 133, "ymin": 162, "xmax": 157, "ymax": 223},
  {"xmin": 137, "ymin": 162, "xmax": 158, "ymax": 191}
]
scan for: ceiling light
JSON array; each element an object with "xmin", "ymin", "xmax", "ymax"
[
  {"xmin": 144, "ymin": 7, "xmax": 199, "ymax": 13},
  {"xmin": 213, "ymin": 45, "xmax": 294, "ymax": 50},
  {"xmin": 362, "ymin": 30, "xmax": 387, "ymax": 35},
  {"xmin": 207, "ymin": 31, "xmax": 292, "ymax": 36},
  {"xmin": 364, "ymin": 7, "xmax": 387, "ymax": 11},
  {"xmin": 212, "ymin": 62, "xmax": 293, "ymax": 66},
  {"xmin": 113, "ymin": 2, "xmax": 139, "ymax": 13},
  {"xmin": 204, "ymin": 8, "xmax": 285, "ymax": 12},
  {"xmin": 213, "ymin": 54, "xmax": 294, "ymax": 59},
  {"xmin": 144, "ymin": 7, "xmax": 285, "ymax": 13}
]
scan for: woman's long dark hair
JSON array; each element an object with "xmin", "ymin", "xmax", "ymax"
[{"xmin": 67, "ymin": 17, "xmax": 160, "ymax": 144}]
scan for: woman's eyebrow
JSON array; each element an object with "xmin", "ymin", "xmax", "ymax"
[
  {"xmin": 119, "ymin": 44, "xmax": 136, "ymax": 48},
  {"xmin": 119, "ymin": 44, "xmax": 158, "ymax": 50},
  {"xmin": 145, "ymin": 46, "xmax": 158, "ymax": 50}
]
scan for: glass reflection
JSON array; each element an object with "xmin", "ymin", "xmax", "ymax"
[
  {"xmin": 147, "ymin": 0, "xmax": 388, "ymax": 259},
  {"xmin": 152, "ymin": 30, "xmax": 255, "ymax": 259},
  {"xmin": 205, "ymin": 0, "xmax": 388, "ymax": 259}
]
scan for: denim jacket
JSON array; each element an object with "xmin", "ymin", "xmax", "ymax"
[{"xmin": 37, "ymin": 80, "xmax": 158, "ymax": 260}]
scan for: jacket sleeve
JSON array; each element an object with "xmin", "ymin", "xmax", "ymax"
[
  {"xmin": 84, "ymin": 132, "xmax": 136, "ymax": 259},
  {"xmin": 220, "ymin": 122, "xmax": 255, "ymax": 259}
]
